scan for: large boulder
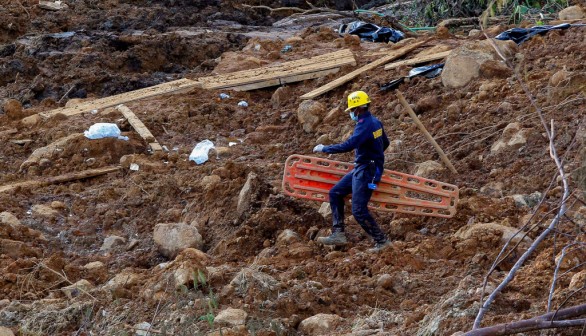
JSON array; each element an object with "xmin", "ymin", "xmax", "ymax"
[
  {"xmin": 441, "ymin": 39, "xmax": 517, "ymax": 88},
  {"xmin": 558, "ymin": 5, "xmax": 585, "ymax": 20},
  {"xmin": 153, "ymin": 223, "xmax": 203, "ymax": 258},
  {"xmin": 455, "ymin": 222, "xmax": 533, "ymax": 251},
  {"xmin": 298, "ymin": 313, "xmax": 343, "ymax": 335},
  {"xmin": 297, "ymin": 100, "xmax": 326, "ymax": 133},
  {"xmin": 0, "ymin": 212, "xmax": 21, "ymax": 228}
]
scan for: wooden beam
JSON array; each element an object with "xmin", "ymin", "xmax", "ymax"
[
  {"xmin": 149, "ymin": 142, "xmax": 163, "ymax": 152},
  {"xmin": 36, "ymin": 78, "xmax": 201, "ymax": 119},
  {"xmin": 299, "ymin": 40, "xmax": 428, "ymax": 100},
  {"xmin": 116, "ymin": 104, "xmax": 156, "ymax": 143},
  {"xmin": 396, "ymin": 91, "xmax": 458, "ymax": 174},
  {"xmin": 384, "ymin": 50, "xmax": 452, "ymax": 70},
  {"xmin": 0, "ymin": 166, "xmax": 122, "ymax": 193},
  {"xmin": 199, "ymin": 49, "xmax": 356, "ymax": 90}
]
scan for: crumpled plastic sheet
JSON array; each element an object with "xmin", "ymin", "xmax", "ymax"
[
  {"xmin": 495, "ymin": 23, "xmax": 576, "ymax": 44},
  {"xmin": 339, "ymin": 21, "xmax": 404, "ymax": 43},
  {"xmin": 189, "ymin": 139, "xmax": 215, "ymax": 165},
  {"xmin": 379, "ymin": 63, "xmax": 444, "ymax": 92},
  {"xmin": 84, "ymin": 123, "xmax": 128, "ymax": 141}
]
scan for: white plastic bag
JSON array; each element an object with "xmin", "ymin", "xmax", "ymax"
[
  {"xmin": 189, "ymin": 139, "xmax": 215, "ymax": 164},
  {"xmin": 84, "ymin": 123, "xmax": 128, "ymax": 140}
]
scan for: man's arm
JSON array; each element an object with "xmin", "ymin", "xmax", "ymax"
[{"xmin": 323, "ymin": 122, "xmax": 370, "ymax": 154}]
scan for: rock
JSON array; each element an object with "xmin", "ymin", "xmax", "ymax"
[
  {"xmin": 297, "ymin": 100, "xmax": 326, "ymax": 133},
  {"xmin": 376, "ymin": 274, "xmax": 393, "ymax": 290},
  {"xmin": 276, "ymin": 229, "xmax": 301, "ymax": 245},
  {"xmin": 20, "ymin": 134, "xmax": 83, "ymax": 171},
  {"xmin": 201, "ymin": 175, "xmax": 221, "ymax": 191},
  {"xmin": 299, "ymin": 313, "xmax": 343, "ymax": 335},
  {"xmin": 455, "ymin": 222, "xmax": 533, "ymax": 248},
  {"xmin": 214, "ymin": 308, "xmax": 248, "ymax": 326},
  {"xmin": 133, "ymin": 322, "xmax": 152, "ymax": 336},
  {"xmin": 550, "ymin": 68, "xmax": 570, "ymax": 87},
  {"xmin": 0, "ymin": 327, "xmax": 15, "ymax": 336},
  {"xmin": 558, "ymin": 5, "xmax": 585, "ymax": 20},
  {"xmin": 0, "ymin": 238, "xmax": 41, "ymax": 259},
  {"xmin": 414, "ymin": 161, "xmax": 445, "ymax": 178},
  {"xmin": 172, "ymin": 249, "xmax": 209, "ymax": 288},
  {"xmin": 50, "ymin": 201, "xmax": 66, "ymax": 209},
  {"xmin": 316, "ymin": 134, "xmax": 330, "ymax": 144},
  {"xmin": 510, "ymin": 191, "xmax": 542, "ymax": 208},
  {"xmin": 480, "ymin": 181, "xmax": 504, "ymax": 198},
  {"xmin": 237, "ymin": 172, "xmax": 257, "ymax": 216},
  {"xmin": 20, "ymin": 114, "xmax": 41, "ymax": 127},
  {"xmin": 230, "ymin": 268, "xmax": 279, "ymax": 297},
  {"xmin": 318, "ymin": 202, "xmax": 332, "ymax": 218},
  {"xmin": 442, "ymin": 39, "xmax": 516, "ymax": 88},
  {"xmin": 324, "ymin": 106, "xmax": 341, "ymax": 123},
  {"xmin": 272, "ymin": 86, "xmax": 292, "ymax": 108},
  {"xmin": 83, "ymin": 261, "xmax": 105, "ymax": 270},
  {"xmin": 61, "ymin": 279, "xmax": 94, "ymax": 299},
  {"xmin": 490, "ymin": 122, "xmax": 529, "ymax": 153},
  {"xmin": 103, "ymin": 270, "xmax": 141, "ymax": 292},
  {"xmin": 468, "ymin": 29, "xmax": 482, "ymax": 38},
  {"xmin": 415, "ymin": 96, "xmax": 440, "ymax": 113},
  {"xmin": 100, "ymin": 235, "xmax": 126, "ymax": 251},
  {"xmin": 153, "ymin": 223, "xmax": 203, "ymax": 258},
  {"xmin": 38, "ymin": 0, "xmax": 69, "ymax": 10},
  {"xmin": 387, "ymin": 139, "xmax": 403, "ymax": 153},
  {"xmin": 31, "ymin": 204, "xmax": 60, "ymax": 219},
  {"xmin": 0, "ymin": 212, "xmax": 21, "ymax": 228},
  {"xmin": 3, "ymin": 99, "xmax": 23, "ymax": 119},
  {"xmin": 0, "ymin": 299, "xmax": 9, "ymax": 309},
  {"xmin": 569, "ymin": 270, "xmax": 586, "ymax": 290},
  {"xmin": 213, "ymin": 147, "xmax": 230, "ymax": 159},
  {"xmin": 555, "ymin": 252, "xmax": 579, "ymax": 270}
]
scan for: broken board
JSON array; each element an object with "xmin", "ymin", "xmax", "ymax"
[
  {"xmin": 299, "ymin": 40, "xmax": 428, "ymax": 100},
  {"xmin": 116, "ymin": 105, "xmax": 156, "ymax": 143},
  {"xmin": 198, "ymin": 49, "xmax": 356, "ymax": 91},
  {"xmin": 37, "ymin": 78, "xmax": 201, "ymax": 119},
  {"xmin": 384, "ymin": 50, "xmax": 452, "ymax": 70},
  {"xmin": 0, "ymin": 166, "xmax": 122, "ymax": 193},
  {"xmin": 282, "ymin": 155, "xmax": 459, "ymax": 218}
]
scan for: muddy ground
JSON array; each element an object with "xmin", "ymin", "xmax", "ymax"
[{"xmin": 0, "ymin": 0, "xmax": 585, "ymax": 335}]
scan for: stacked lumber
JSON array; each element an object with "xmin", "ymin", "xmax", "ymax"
[{"xmin": 198, "ymin": 49, "xmax": 356, "ymax": 91}]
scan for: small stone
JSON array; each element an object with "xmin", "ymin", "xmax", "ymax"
[
  {"xmin": 299, "ymin": 314, "xmax": 343, "ymax": 336},
  {"xmin": 201, "ymin": 175, "xmax": 221, "ymax": 191},
  {"xmin": 0, "ymin": 212, "xmax": 21, "ymax": 228},
  {"xmin": 318, "ymin": 202, "xmax": 331, "ymax": 218},
  {"xmin": 31, "ymin": 204, "xmax": 60, "ymax": 219},
  {"xmin": 214, "ymin": 308, "xmax": 248, "ymax": 326},
  {"xmin": 83, "ymin": 261, "xmax": 105, "ymax": 270},
  {"xmin": 414, "ymin": 161, "xmax": 445, "ymax": 178},
  {"xmin": 61, "ymin": 279, "xmax": 94, "ymax": 299},
  {"xmin": 100, "ymin": 235, "xmax": 126, "ymax": 251},
  {"xmin": 20, "ymin": 114, "xmax": 41, "ymax": 127},
  {"xmin": 569, "ymin": 270, "xmax": 586, "ymax": 290},
  {"xmin": 468, "ymin": 29, "xmax": 481, "ymax": 38},
  {"xmin": 133, "ymin": 322, "xmax": 152, "ymax": 336},
  {"xmin": 50, "ymin": 201, "xmax": 66, "ymax": 209},
  {"xmin": 271, "ymin": 86, "xmax": 292, "ymax": 108},
  {"xmin": 153, "ymin": 223, "xmax": 203, "ymax": 258},
  {"xmin": 377, "ymin": 274, "xmax": 393, "ymax": 290},
  {"xmin": 0, "ymin": 327, "xmax": 15, "ymax": 336},
  {"xmin": 276, "ymin": 229, "xmax": 301, "ymax": 245}
]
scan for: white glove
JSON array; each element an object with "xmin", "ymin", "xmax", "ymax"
[{"xmin": 313, "ymin": 144, "xmax": 325, "ymax": 153}]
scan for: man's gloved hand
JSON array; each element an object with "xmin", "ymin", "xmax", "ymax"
[{"xmin": 313, "ymin": 144, "xmax": 325, "ymax": 153}]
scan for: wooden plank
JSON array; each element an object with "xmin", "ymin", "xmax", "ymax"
[
  {"xmin": 384, "ymin": 50, "xmax": 452, "ymax": 70},
  {"xmin": 217, "ymin": 67, "xmax": 341, "ymax": 91},
  {"xmin": 38, "ymin": 79, "xmax": 201, "ymax": 119},
  {"xmin": 201, "ymin": 49, "xmax": 354, "ymax": 83},
  {"xmin": 300, "ymin": 40, "xmax": 428, "ymax": 100},
  {"xmin": 0, "ymin": 166, "xmax": 121, "ymax": 193},
  {"xmin": 149, "ymin": 142, "xmax": 163, "ymax": 152},
  {"xmin": 116, "ymin": 105, "xmax": 156, "ymax": 142},
  {"xmin": 200, "ymin": 51, "xmax": 356, "ymax": 90}
]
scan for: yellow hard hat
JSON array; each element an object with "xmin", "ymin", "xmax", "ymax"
[{"xmin": 345, "ymin": 91, "xmax": 371, "ymax": 111}]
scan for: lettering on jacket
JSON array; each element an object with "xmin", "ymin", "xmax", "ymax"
[{"xmin": 372, "ymin": 128, "xmax": 383, "ymax": 139}]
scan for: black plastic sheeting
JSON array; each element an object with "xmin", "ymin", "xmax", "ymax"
[
  {"xmin": 339, "ymin": 21, "xmax": 405, "ymax": 43},
  {"xmin": 495, "ymin": 23, "xmax": 575, "ymax": 44},
  {"xmin": 380, "ymin": 63, "xmax": 444, "ymax": 91}
]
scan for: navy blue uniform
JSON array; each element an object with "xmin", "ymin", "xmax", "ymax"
[{"xmin": 323, "ymin": 111, "xmax": 389, "ymax": 244}]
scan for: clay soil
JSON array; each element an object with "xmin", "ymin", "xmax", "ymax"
[{"xmin": 0, "ymin": 1, "xmax": 585, "ymax": 335}]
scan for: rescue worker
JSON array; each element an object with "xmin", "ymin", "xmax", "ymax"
[{"xmin": 313, "ymin": 91, "xmax": 391, "ymax": 253}]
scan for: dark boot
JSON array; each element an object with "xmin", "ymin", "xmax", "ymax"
[{"xmin": 317, "ymin": 231, "xmax": 348, "ymax": 246}]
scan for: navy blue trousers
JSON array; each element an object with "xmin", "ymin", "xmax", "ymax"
[{"xmin": 329, "ymin": 163, "xmax": 387, "ymax": 244}]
